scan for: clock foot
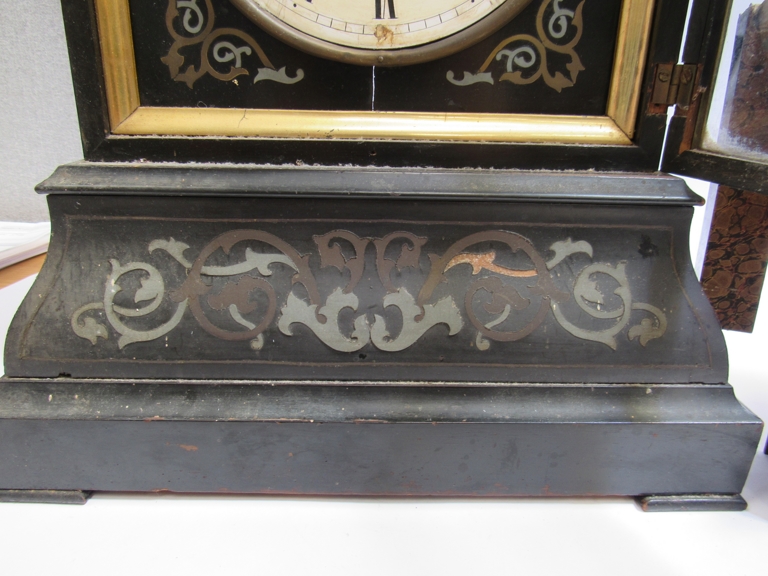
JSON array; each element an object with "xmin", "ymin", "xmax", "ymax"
[
  {"xmin": 636, "ymin": 494, "xmax": 747, "ymax": 512},
  {"xmin": 0, "ymin": 490, "xmax": 91, "ymax": 505}
]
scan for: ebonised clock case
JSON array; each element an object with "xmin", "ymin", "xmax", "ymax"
[{"xmin": 0, "ymin": 0, "xmax": 763, "ymax": 508}]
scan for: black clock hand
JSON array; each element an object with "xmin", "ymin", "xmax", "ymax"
[{"xmin": 375, "ymin": 0, "xmax": 397, "ymax": 20}]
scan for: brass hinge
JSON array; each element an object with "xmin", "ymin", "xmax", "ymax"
[{"xmin": 651, "ymin": 63, "xmax": 698, "ymax": 108}]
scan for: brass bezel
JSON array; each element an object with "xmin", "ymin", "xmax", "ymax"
[{"xmin": 95, "ymin": 0, "xmax": 654, "ymax": 145}]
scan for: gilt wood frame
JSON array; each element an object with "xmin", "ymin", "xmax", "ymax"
[
  {"xmin": 60, "ymin": 0, "xmax": 690, "ymax": 169},
  {"xmin": 96, "ymin": 0, "xmax": 651, "ymax": 145}
]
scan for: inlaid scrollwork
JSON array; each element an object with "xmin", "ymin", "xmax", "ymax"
[
  {"xmin": 161, "ymin": 0, "xmax": 304, "ymax": 88},
  {"xmin": 550, "ymin": 261, "xmax": 669, "ymax": 350},
  {"xmin": 72, "ymin": 259, "xmax": 188, "ymax": 349},
  {"xmin": 374, "ymin": 232, "xmax": 427, "ymax": 294},
  {"xmin": 314, "ymin": 231, "xmax": 370, "ymax": 294},
  {"xmin": 171, "ymin": 230, "xmax": 317, "ymax": 349},
  {"xmin": 72, "ymin": 228, "xmax": 668, "ymax": 354},
  {"xmin": 447, "ymin": 0, "xmax": 585, "ymax": 92},
  {"xmin": 420, "ymin": 231, "xmax": 569, "ymax": 346}
]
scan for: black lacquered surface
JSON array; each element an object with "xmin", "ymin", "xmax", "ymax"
[
  {"xmin": 129, "ymin": 0, "xmax": 620, "ymax": 115},
  {"xmin": 8, "ymin": 171, "xmax": 725, "ymax": 383}
]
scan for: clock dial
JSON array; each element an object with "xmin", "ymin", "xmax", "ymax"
[
  {"xmin": 231, "ymin": 0, "xmax": 533, "ymax": 65},
  {"xmin": 242, "ymin": 1, "xmax": 506, "ymax": 50}
]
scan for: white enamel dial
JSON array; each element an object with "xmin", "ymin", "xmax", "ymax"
[
  {"xmin": 254, "ymin": 0, "xmax": 506, "ymax": 50},
  {"xmin": 231, "ymin": 0, "xmax": 533, "ymax": 65}
]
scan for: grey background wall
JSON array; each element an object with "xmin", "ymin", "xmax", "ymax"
[{"xmin": 0, "ymin": 1, "xmax": 82, "ymax": 222}]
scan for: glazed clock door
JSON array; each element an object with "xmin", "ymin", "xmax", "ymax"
[
  {"xmin": 663, "ymin": 0, "xmax": 768, "ymax": 193},
  {"xmin": 662, "ymin": 0, "xmax": 768, "ymax": 334}
]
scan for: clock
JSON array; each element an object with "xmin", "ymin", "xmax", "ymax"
[
  {"xmin": 0, "ymin": 0, "xmax": 763, "ymax": 510},
  {"xmin": 230, "ymin": 0, "xmax": 533, "ymax": 65}
]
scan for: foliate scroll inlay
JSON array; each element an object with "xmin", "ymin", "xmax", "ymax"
[
  {"xmin": 71, "ymin": 228, "xmax": 668, "ymax": 353},
  {"xmin": 447, "ymin": 0, "xmax": 585, "ymax": 92},
  {"xmin": 161, "ymin": 0, "xmax": 304, "ymax": 88}
]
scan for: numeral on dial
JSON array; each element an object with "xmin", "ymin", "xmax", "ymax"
[{"xmin": 375, "ymin": 0, "xmax": 397, "ymax": 20}]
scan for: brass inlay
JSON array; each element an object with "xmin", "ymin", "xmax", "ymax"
[
  {"xmin": 97, "ymin": 0, "xmax": 651, "ymax": 145},
  {"xmin": 94, "ymin": 0, "xmax": 140, "ymax": 130},
  {"xmin": 445, "ymin": 252, "xmax": 538, "ymax": 277},
  {"xmin": 160, "ymin": 0, "xmax": 306, "ymax": 89},
  {"xmin": 607, "ymin": 0, "xmax": 655, "ymax": 138},
  {"xmin": 447, "ymin": 0, "xmax": 585, "ymax": 93},
  {"xmin": 72, "ymin": 229, "xmax": 668, "ymax": 352}
]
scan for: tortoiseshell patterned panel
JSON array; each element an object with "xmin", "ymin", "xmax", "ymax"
[{"xmin": 701, "ymin": 185, "xmax": 768, "ymax": 332}]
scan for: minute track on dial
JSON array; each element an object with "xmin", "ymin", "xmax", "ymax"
[{"xmin": 230, "ymin": 0, "xmax": 534, "ymax": 66}]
